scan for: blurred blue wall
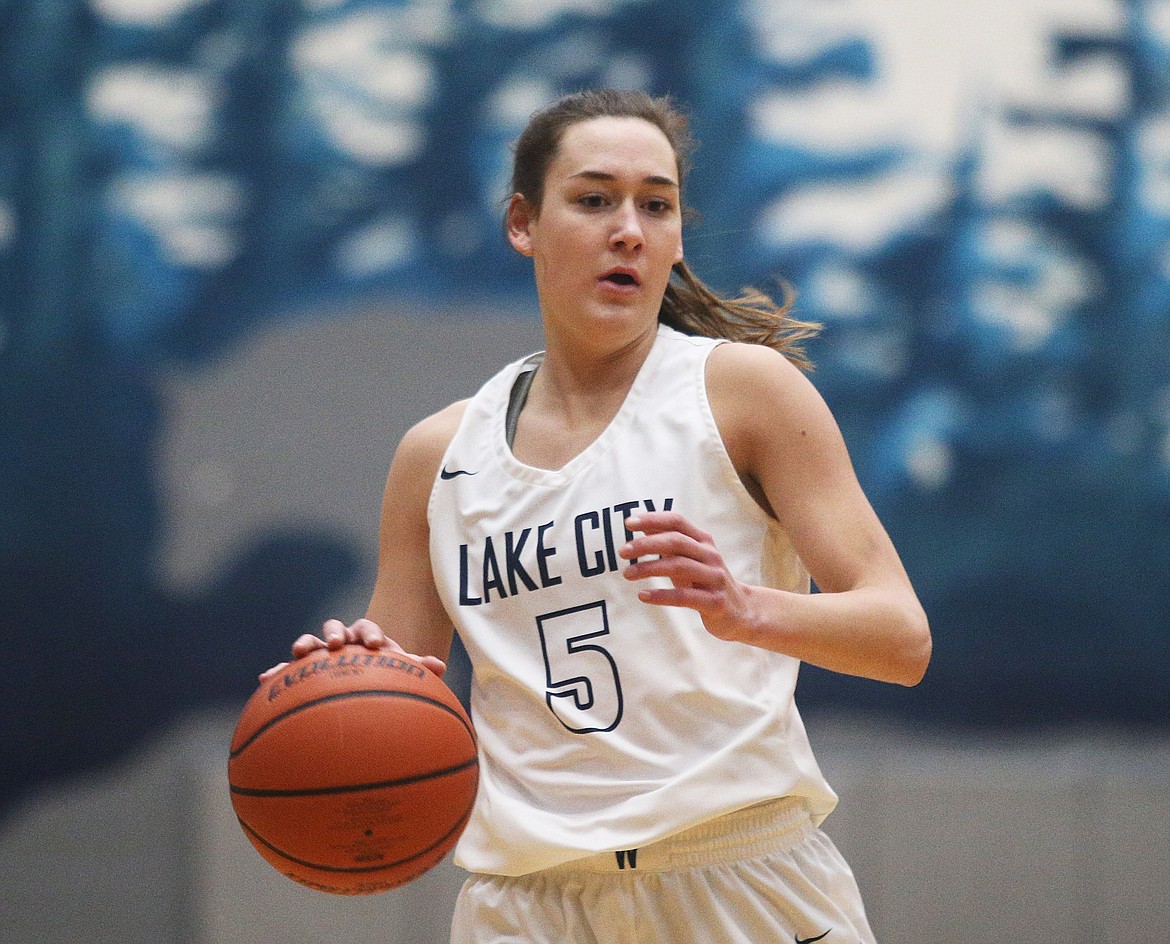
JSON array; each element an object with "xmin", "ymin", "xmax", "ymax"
[{"xmin": 2, "ymin": 0, "xmax": 1168, "ymax": 818}]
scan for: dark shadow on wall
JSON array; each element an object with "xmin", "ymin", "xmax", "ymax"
[{"xmin": 0, "ymin": 329, "xmax": 362, "ymax": 822}]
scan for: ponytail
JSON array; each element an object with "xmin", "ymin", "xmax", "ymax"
[{"xmin": 660, "ymin": 261, "xmax": 820, "ymax": 372}]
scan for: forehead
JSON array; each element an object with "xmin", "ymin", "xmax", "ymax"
[{"xmin": 549, "ymin": 116, "xmax": 679, "ymax": 184}]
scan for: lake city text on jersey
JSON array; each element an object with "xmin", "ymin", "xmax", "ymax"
[{"xmin": 458, "ymin": 497, "xmax": 675, "ymax": 606}]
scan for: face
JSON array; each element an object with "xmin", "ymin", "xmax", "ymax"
[{"xmin": 507, "ymin": 116, "xmax": 685, "ymax": 342}]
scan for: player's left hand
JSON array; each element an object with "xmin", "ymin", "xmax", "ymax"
[{"xmin": 618, "ymin": 510, "xmax": 755, "ymax": 642}]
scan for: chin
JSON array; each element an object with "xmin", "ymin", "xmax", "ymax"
[{"xmin": 589, "ymin": 303, "xmax": 658, "ymax": 330}]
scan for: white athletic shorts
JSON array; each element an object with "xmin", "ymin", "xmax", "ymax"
[{"xmin": 450, "ymin": 797, "xmax": 878, "ymax": 944}]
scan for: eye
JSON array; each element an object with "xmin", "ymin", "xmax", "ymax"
[
  {"xmin": 578, "ymin": 193, "xmax": 608, "ymax": 209},
  {"xmin": 644, "ymin": 197, "xmax": 674, "ymax": 214}
]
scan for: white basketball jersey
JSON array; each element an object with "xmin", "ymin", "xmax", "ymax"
[{"xmin": 428, "ymin": 324, "xmax": 837, "ymax": 876}]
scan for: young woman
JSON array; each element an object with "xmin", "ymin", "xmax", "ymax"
[{"xmin": 263, "ymin": 89, "xmax": 930, "ymax": 943}]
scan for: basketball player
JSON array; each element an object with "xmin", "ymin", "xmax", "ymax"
[{"xmin": 263, "ymin": 89, "xmax": 931, "ymax": 943}]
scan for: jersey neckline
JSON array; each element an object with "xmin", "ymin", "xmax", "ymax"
[{"xmin": 491, "ymin": 324, "xmax": 677, "ymax": 485}]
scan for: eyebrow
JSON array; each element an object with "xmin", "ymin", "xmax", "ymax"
[{"xmin": 568, "ymin": 170, "xmax": 679, "ymax": 189}]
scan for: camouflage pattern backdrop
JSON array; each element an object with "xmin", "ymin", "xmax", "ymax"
[{"xmin": 2, "ymin": 0, "xmax": 1168, "ymax": 818}]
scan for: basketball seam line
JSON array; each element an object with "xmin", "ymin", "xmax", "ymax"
[
  {"xmin": 235, "ymin": 795, "xmax": 477, "ymax": 876},
  {"xmin": 228, "ymin": 688, "xmax": 475, "ymax": 759},
  {"xmin": 229, "ymin": 756, "xmax": 479, "ymax": 797}
]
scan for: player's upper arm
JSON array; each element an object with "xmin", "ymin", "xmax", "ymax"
[
  {"xmin": 365, "ymin": 400, "xmax": 469, "ymax": 661},
  {"xmin": 706, "ymin": 342, "xmax": 913, "ymax": 598}
]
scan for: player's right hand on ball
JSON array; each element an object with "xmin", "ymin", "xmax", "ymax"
[{"xmin": 258, "ymin": 618, "xmax": 447, "ymax": 682}]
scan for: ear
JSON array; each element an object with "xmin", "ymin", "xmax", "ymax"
[{"xmin": 506, "ymin": 194, "xmax": 535, "ymax": 257}]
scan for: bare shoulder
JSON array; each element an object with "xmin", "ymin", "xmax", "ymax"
[
  {"xmin": 707, "ymin": 339, "xmax": 801, "ymax": 385},
  {"xmin": 388, "ymin": 399, "xmax": 471, "ymax": 491},
  {"xmin": 706, "ymin": 341, "xmax": 838, "ymax": 458},
  {"xmin": 397, "ymin": 400, "xmax": 469, "ymax": 464}
]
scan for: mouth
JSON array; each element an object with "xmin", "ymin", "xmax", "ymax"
[{"xmin": 599, "ymin": 268, "xmax": 641, "ymax": 289}]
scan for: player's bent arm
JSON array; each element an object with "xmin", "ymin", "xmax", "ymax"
[
  {"xmin": 259, "ymin": 401, "xmax": 468, "ymax": 683},
  {"xmin": 363, "ymin": 400, "xmax": 470, "ymax": 666},
  {"xmin": 706, "ymin": 343, "xmax": 931, "ymax": 686}
]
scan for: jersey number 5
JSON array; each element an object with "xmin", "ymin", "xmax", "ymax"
[{"xmin": 537, "ymin": 600, "xmax": 624, "ymax": 733}]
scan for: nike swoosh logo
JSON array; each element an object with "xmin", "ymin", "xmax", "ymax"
[
  {"xmin": 795, "ymin": 931, "xmax": 831, "ymax": 944},
  {"xmin": 440, "ymin": 467, "xmax": 477, "ymax": 480}
]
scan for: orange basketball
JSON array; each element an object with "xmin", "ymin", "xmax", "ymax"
[{"xmin": 228, "ymin": 645, "xmax": 478, "ymax": 895}]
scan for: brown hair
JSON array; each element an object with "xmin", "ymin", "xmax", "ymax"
[{"xmin": 509, "ymin": 89, "xmax": 820, "ymax": 371}]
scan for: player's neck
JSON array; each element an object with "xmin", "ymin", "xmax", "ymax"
[
  {"xmin": 536, "ymin": 321, "xmax": 656, "ymax": 411},
  {"xmin": 509, "ymin": 326, "xmax": 655, "ymax": 470}
]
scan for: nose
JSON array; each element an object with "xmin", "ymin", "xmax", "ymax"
[{"xmin": 609, "ymin": 201, "xmax": 643, "ymax": 252}]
